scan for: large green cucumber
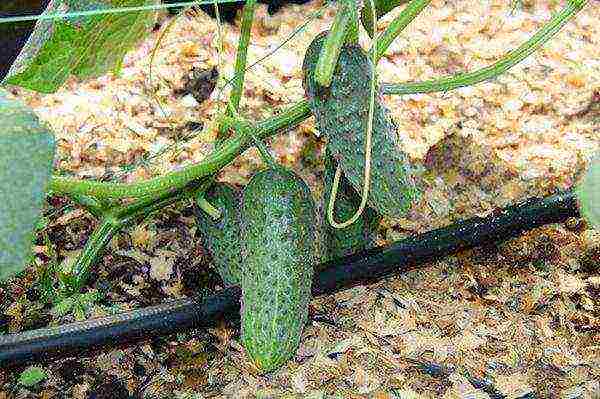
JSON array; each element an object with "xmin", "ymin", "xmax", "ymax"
[
  {"xmin": 240, "ymin": 167, "xmax": 317, "ymax": 373},
  {"xmin": 319, "ymin": 151, "xmax": 381, "ymax": 265},
  {"xmin": 194, "ymin": 182, "xmax": 243, "ymax": 286},
  {"xmin": 303, "ymin": 32, "xmax": 421, "ymax": 219}
]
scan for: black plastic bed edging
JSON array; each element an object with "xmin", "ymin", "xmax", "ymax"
[{"xmin": 0, "ymin": 190, "xmax": 580, "ymax": 368}]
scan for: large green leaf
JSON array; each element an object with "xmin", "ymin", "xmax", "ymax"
[
  {"xmin": 0, "ymin": 92, "xmax": 56, "ymax": 281},
  {"xmin": 577, "ymin": 156, "xmax": 600, "ymax": 229},
  {"xmin": 2, "ymin": 0, "xmax": 158, "ymax": 93}
]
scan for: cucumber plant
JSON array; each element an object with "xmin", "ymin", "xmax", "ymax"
[{"xmin": 0, "ymin": 0, "xmax": 592, "ymax": 373}]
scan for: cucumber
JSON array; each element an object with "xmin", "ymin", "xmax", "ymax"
[
  {"xmin": 319, "ymin": 151, "xmax": 381, "ymax": 265},
  {"xmin": 240, "ymin": 167, "xmax": 317, "ymax": 372},
  {"xmin": 303, "ymin": 32, "xmax": 421, "ymax": 219},
  {"xmin": 194, "ymin": 182, "xmax": 243, "ymax": 286}
]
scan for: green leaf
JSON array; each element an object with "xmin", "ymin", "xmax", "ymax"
[
  {"xmin": 577, "ymin": 155, "xmax": 600, "ymax": 229},
  {"xmin": 0, "ymin": 92, "xmax": 56, "ymax": 281},
  {"xmin": 18, "ymin": 366, "xmax": 47, "ymax": 387},
  {"xmin": 71, "ymin": 0, "xmax": 159, "ymax": 78},
  {"xmin": 3, "ymin": 0, "xmax": 158, "ymax": 93},
  {"xmin": 5, "ymin": 20, "xmax": 80, "ymax": 94}
]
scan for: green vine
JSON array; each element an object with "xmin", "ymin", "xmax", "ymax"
[
  {"xmin": 229, "ymin": 0, "xmax": 257, "ymax": 113},
  {"xmin": 49, "ymin": 100, "xmax": 311, "ymax": 200},
  {"xmin": 49, "ymin": 0, "xmax": 585, "ymax": 202},
  {"xmin": 371, "ymin": 0, "xmax": 431, "ymax": 63},
  {"xmin": 69, "ymin": 181, "xmax": 209, "ymax": 290},
  {"xmin": 381, "ymin": 0, "xmax": 588, "ymax": 94}
]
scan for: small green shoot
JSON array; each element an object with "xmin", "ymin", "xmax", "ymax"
[{"xmin": 18, "ymin": 366, "xmax": 47, "ymax": 387}]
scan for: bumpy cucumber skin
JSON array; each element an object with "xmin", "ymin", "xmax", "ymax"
[
  {"xmin": 195, "ymin": 183, "xmax": 243, "ymax": 286},
  {"xmin": 240, "ymin": 167, "xmax": 317, "ymax": 373},
  {"xmin": 303, "ymin": 32, "xmax": 421, "ymax": 219},
  {"xmin": 318, "ymin": 152, "xmax": 381, "ymax": 265}
]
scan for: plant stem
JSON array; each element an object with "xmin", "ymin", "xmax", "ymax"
[
  {"xmin": 229, "ymin": 0, "xmax": 257, "ymax": 113},
  {"xmin": 48, "ymin": 101, "xmax": 311, "ymax": 200},
  {"xmin": 315, "ymin": 4, "xmax": 350, "ymax": 87},
  {"xmin": 370, "ymin": 0, "xmax": 431, "ymax": 63},
  {"xmin": 69, "ymin": 217, "xmax": 121, "ymax": 292},
  {"xmin": 381, "ymin": 0, "xmax": 588, "ymax": 94},
  {"xmin": 362, "ymin": 0, "xmax": 411, "ymax": 37},
  {"xmin": 66, "ymin": 194, "xmax": 107, "ymax": 219},
  {"xmin": 248, "ymin": 132, "xmax": 277, "ymax": 168},
  {"xmin": 196, "ymin": 197, "xmax": 222, "ymax": 220}
]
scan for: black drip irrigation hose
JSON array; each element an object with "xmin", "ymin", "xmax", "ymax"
[{"xmin": 0, "ymin": 190, "xmax": 580, "ymax": 368}]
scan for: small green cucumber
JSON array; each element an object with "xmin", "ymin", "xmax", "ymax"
[
  {"xmin": 194, "ymin": 182, "xmax": 243, "ymax": 286},
  {"xmin": 303, "ymin": 32, "xmax": 421, "ymax": 219},
  {"xmin": 240, "ymin": 167, "xmax": 317, "ymax": 373}
]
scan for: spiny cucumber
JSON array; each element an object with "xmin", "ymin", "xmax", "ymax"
[
  {"xmin": 240, "ymin": 167, "xmax": 317, "ymax": 373},
  {"xmin": 303, "ymin": 32, "xmax": 421, "ymax": 219}
]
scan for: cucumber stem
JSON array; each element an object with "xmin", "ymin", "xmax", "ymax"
[
  {"xmin": 344, "ymin": 0, "xmax": 360, "ymax": 45},
  {"xmin": 361, "ymin": 0, "xmax": 411, "ymax": 37},
  {"xmin": 315, "ymin": 5, "xmax": 350, "ymax": 88},
  {"xmin": 370, "ymin": 0, "xmax": 431, "ymax": 62},
  {"xmin": 380, "ymin": 0, "xmax": 588, "ymax": 92},
  {"xmin": 67, "ymin": 183, "xmax": 208, "ymax": 292},
  {"xmin": 249, "ymin": 134, "xmax": 277, "ymax": 169},
  {"xmin": 49, "ymin": 101, "xmax": 311, "ymax": 200},
  {"xmin": 65, "ymin": 193, "xmax": 107, "ymax": 219},
  {"xmin": 196, "ymin": 196, "xmax": 223, "ymax": 221},
  {"xmin": 69, "ymin": 217, "xmax": 122, "ymax": 293}
]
